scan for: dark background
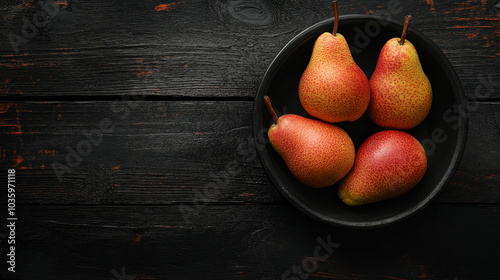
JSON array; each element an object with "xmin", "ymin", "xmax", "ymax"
[{"xmin": 1, "ymin": 0, "xmax": 499, "ymax": 279}]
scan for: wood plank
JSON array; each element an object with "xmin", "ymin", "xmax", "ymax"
[
  {"xmin": 0, "ymin": 101, "xmax": 499, "ymax": 204},
  {"xmin": 1, "ymin": 204, "xmax": 499, "ymax": 279},
  {"xmin": 0, "ymin": 0, "xmax": 498, "ymax": 99}
]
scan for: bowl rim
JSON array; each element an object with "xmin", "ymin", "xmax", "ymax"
[{"xmin": 252, "ymin": 14, "xmax": 468, "ymax": 228}]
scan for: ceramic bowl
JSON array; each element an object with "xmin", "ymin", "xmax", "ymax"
[{"xmin": 253, "ymin": 15, "xmax": 467, "ymax": 228}]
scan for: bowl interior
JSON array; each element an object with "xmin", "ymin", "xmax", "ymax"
[{"xmin": 253, "ymin": 15, "xmax": 467, "ymax": 228}]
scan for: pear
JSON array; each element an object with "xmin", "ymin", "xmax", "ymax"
[
  {"xmin": 368, "ymin": 15, "xmax": 432, "ymax": 130},
  {"xmin": 338, "ymin": 130, "xmax": 427, "ymax": 206},
  {"xmin": 264, "ymin": 96, "xmax": 355, "ymax": 188},
  {"xmin": 299, "ymin": 1, "xmax": 370, "ymax": 123}
]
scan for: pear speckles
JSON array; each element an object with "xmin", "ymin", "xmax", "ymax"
[
  {"xmin": 264, "ymin": 96, "xmax": 355, "ymax": 188},
  {"xmin": 338, "ymin": 130, "xmax": 427, "ymax": 206},
  {"xmin": 268, "ymin": 114, "xmax": 355, "ymax": 188},
  {"xmin": 264, "ymin": 14, "xmax": 432, "ymax": 207},
  {"xmin": 368, "ymin": 38, "xmax": 432, "ymax": 130},
  {"xmin": 298, "ymin": 5, "xmax": 370, "ymax": 124}
]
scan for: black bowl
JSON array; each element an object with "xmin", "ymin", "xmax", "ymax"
[{"xmin": 253, "ymin": 15, "xmax": 467, "ymax": 228}]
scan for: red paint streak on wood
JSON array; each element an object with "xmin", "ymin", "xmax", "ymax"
[
  {"xmin": 55, "ymin": 0, "xmax": 68, "ymax": 8},
  {"xmin": 1, "ymin": 53, "xmax": 30, "ymax": 58},
  {"xmin": 484, "ymin": 174, "xmax": 500, "ymax": 180},
  {"xmin": 40, "ymin": 164, "xmax": 45, "ymax": 169},
  {"xmin": 456, "ymin": 17, "xmax": 499, "ymax": 21},
  {"xmin": 49, "ymin": 52, "xmax": 70, "ymax": 56},
  {"xmin": 0, "ymin": 103, "xmax": 10, "ymax": 113},
  {"xmin": 444, "ymin": 0, "xmax": 483, "ymax": 15},
  {"xmin": 425, "ymin": 0, "xmax": 437, "ymax": 16},
  {"xmin": 57, "ymin": 113, "xmax": 62, "ymax": 120},
  {"xmin": 135, "ymin": 71, "xmax": 153, "ymax": 78},
  {"xmin": 0, "ymin": 119, "xmax": 12, "ymax": 127},
  {"xmin": 113, "ymin": 164, "xmax": 121, "ymax": 170},
  {"xmin": 18, "ymin": 0, "xmax": 34, "ymax": 8},
  {"xmin": 484, "ymin": 36, "xmax": 499, "ymax": 47},
  {"xmin": 0, "ymin": 62, "xmax": 35, "ymax": 68},
  {"xmin": 1, "ymin": 104, "xmax": 23, "ymax": 135},
  {"xmin": 13, "ymin": 155, "xmax": 23, "ymax": 167},
  {"xmin": 238, "ymin": 192, "xmax": 256, "ymax": 198},
  {"xmin": 7, "ymin": 129, "xmax": 23, "ymax": 135},
  {"xmin": 18, "ymin": 166, "xmax": 32, "ymax": 170},
  {"xmin": 154, "ymin": 1, "xmax": 185, "ymax": 12},
  {"xmin": 0, "ymin": 87, "xmax": 11, "ymax": 95},
  {"xmin": 446, "ymin": 26, "xmax": 493, "ymax": 29},
  {"xmin": 132, "ymin": 232, "xmax": 143, "ymax": 244},
  {"xmin": 14, "ymin": 106, "xmax": 23, "ymax": 136},
  {"xmin": 39, "ymin": 150, "xmax": 58, "ymax": 156},
  {"xmin": 465, "ymin": 32, "xmax": 479, "ymax": 39}
]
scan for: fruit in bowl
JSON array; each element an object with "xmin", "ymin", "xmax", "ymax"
[
  {"xmin": 266, "ymin": 2, "xmax": 431, "ymax": 207},
  {"xmin": 264, "ymin": 96, "xmax": 355, "ymax": 188},
  {"xmin": 298, "ymin": 1, "xmax": 370, "ymax": 123},
  {"xmin": 338, "ymin": 130, "xmax": 427, "ymax": 206},
  {"xmin": 368, "ymin": 15, "xmax": 433, "ymax": 130},
  {"xmin": 253, "ymin": 2, "xmax": 467, "ymax": 228}
]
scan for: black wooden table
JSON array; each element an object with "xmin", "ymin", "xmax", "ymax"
[{"xmin": 1, "ymin": 1, "xmax": 499, "ymax": 279}]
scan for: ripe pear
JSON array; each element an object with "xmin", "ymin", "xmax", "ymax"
[
  {"xmin": 368, "ymin": 15, "xmax": 432, "ymax": 130},
  {"xmin": 338, "ymin": 130, "xmax": 427, "ymax": 206},
  {"xmin": 298, "ymin": 1, "xmax": 370, "ymax": 123},
  {"xmin": 264, "ymin": 96, "xmax": 355, "ymax": 188}
]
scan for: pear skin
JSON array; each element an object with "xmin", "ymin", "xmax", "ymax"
[
  {"xmin": 299, "ymin": 32, "xmax": 370, "ymax": 123},
  {"xmin": 267, "ymin": 113, "xmax": 355, "ymax": 188},
  {"xmin": 368, "ymin": 17, "xmax": 432, "ymax": 130},
  {"xmin": 338, "ymin": 130, "xmax": 427, "ymax": 206}
]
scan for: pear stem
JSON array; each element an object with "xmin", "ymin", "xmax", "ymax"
[
  {"xmin": 332, "ymin": 0, "xmax": 339, "ymax": 36},
  {"xmin": 399, "ymin": 15, "xmax": 412, "ymax": 45},
  {"xmin": 264, "ymin": 96, "xmax": 279, "ymax": 124}
]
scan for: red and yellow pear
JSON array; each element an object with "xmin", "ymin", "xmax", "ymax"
[
  {"xmin": 299, "ymin": 1, "xmax": 370, "ymax": 123},
  {"xmin": 368, "ymin": 15, "xmax": 432, "ymax": 129},
  {"xmin": 264, "ymin": 96, "xmax": 355, "ymax": 188},
  {"xmin": 338, "ymin": 130, "xmax": 427, "ymax": 206}
]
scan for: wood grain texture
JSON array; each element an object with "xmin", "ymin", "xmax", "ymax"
[
  {"xmin": 0, "ymin": 0, "xmax": 498, "ymax": 99},
  {"xmin": 1, "ymin": 205, "xmax": 499, "ymax": 280},
  {"xmin": 0, "ymin": 1, "xmax": 499, "ymax": 278},
  {"xmin": 1, "ymin": 101, "xmax": 499, "ymax": 205}
]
